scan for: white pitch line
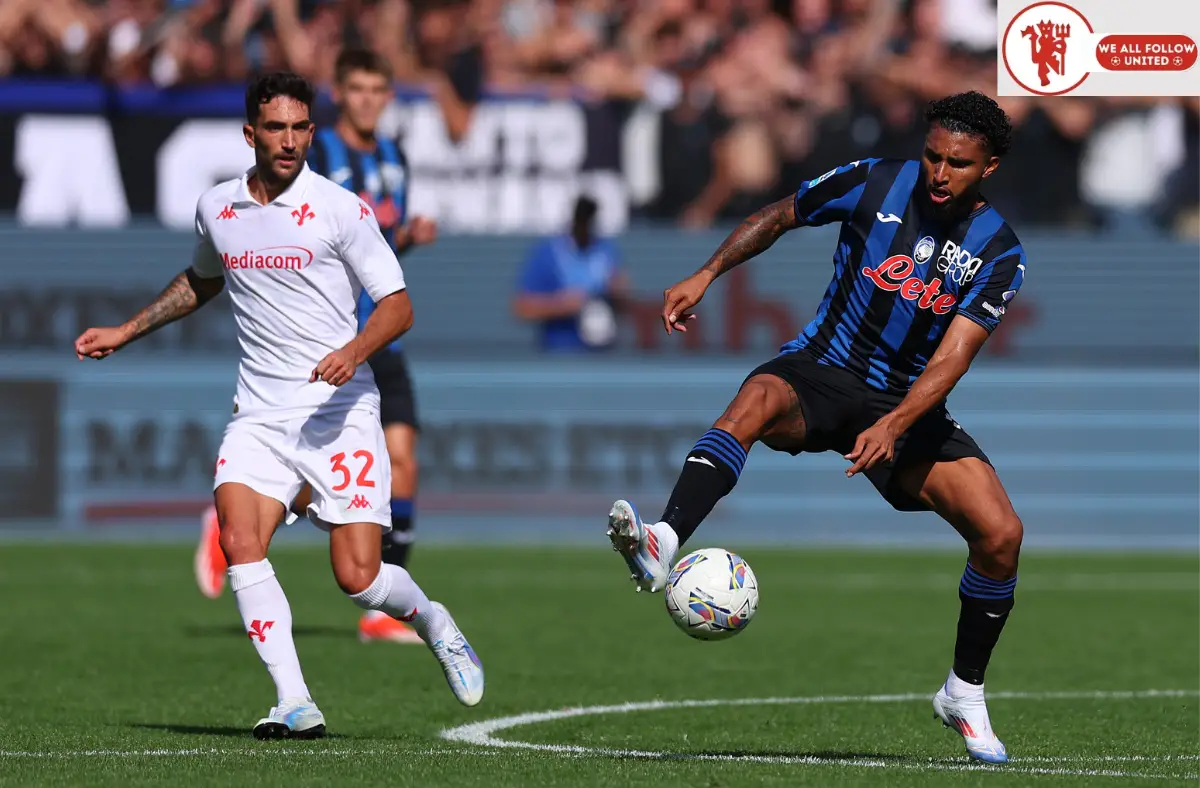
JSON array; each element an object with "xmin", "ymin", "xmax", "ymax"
[
  {"xmin": 0, "ymin": 747, "xmax": 498, "ymax": 759},
  {"xmin": 440, "ymin": 689, "xmax": 1200, "ymax": 781}
]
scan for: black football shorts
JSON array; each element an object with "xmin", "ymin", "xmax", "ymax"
[
  {"xmin": 368, "ymin": 349, "xmax": 418, "ymax": 430},
  {"xmin": 745, "ymin": 351, "xmax": 990, "ymax": 511}
]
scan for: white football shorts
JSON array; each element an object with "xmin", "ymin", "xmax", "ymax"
[{"xmin": 213, "ymin": 408, "xmax": 392, "ymax": 532}]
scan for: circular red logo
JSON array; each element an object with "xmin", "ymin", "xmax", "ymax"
[{"xmin": 1001, "ymin": 1, "xmax": 1094, "ymax": 96}]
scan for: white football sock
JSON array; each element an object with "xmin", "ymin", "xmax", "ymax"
[
  {"xmin": 349, "ymin": 564, "xmax": 447, "ymax": 644},
  {"xmin": 228, "ymin": 559, "xmax": 310, "ymax": 703},
  {"xmin": 946, "ymin": 668, "xmax": 985, "ymax": 699}
]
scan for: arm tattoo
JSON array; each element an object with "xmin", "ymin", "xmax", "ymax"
[
  {"xmin": 126, "ymin": 269, "xmax": 222, "ymax": 341},
  {"xmin": 699, "ymin": 196, "xmax": 798, "ymax": 278}
]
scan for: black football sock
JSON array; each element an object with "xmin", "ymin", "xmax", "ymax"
[
  {"xmin": 659, "ymin": 428, "xmax": 747, "ymax": 547},
  {"xmin": 952, "ymin": 562, "xmax": 1017, "ymax": 685},
  {"xmin": 380, "ymin": 498, "xmax": 414, "ymax": 569}
]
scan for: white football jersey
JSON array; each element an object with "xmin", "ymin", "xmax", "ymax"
[{"xmin": 191, "ymin": 164, "xmax": 406, "ymax": 423}]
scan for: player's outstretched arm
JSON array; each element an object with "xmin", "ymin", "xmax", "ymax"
[
  {"xmin": 698, "ymin": 195, "xmax": 801, "ymax": 280},
  {"xmin": 844, "ymin": 316, "xmax": 989, "ymax": 477},
  {"xmin": 661, "ymin": 195, "xmax": 799, "ymax": 334},
  {"xmin": 74, "ymin": 268, "xmax": 225, "ymax": 360},
  {"xmin": 311, "ymin": 289, "xmax": 413, "ymax": 387}
]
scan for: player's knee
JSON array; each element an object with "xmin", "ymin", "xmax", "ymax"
[
  {"xmin": 218, "ymin": 522, "xmax": 267, "ymax": 565},
  {"xmin": 975, "ymin": 514, "xmax": 1024, "ymax": 576},
  {"xmin": 389, "ymin": 454, "xmax": 417, "ymax": 490},
  {"xmin": 718, "ymin": 376, "xmax": 792, "ymax": 441},
  {"xmin": 333, "ymin": 559, "xmax": 379, "ymax": 597}
]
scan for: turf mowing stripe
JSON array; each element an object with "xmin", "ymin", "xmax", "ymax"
[{"xmin": 440, "ymin": 689, "xmax": 1200, "ymax": 780}]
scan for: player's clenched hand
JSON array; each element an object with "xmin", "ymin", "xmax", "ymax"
[
  {"xmin": 311, "ymin": 348, "xmax": 358, "ymax": 387},
  {"xmin": 844, "ymin": 419, "xmax": 900, "ymax": 478},
  {"xmin": 661, "ymin": 272, "xmax": 711, "ymax": 334},
  {"xmin": 74, "ymin": 326, "xmax": 132, "ymax": 360},
  {"xmin": 408, "ymin": 216, "xmax": 438, "ymax": 246}
]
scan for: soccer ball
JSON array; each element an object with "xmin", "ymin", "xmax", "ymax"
[{"xmin": 664, "ymin": 548, "xmax": 759, "ymax": 641}]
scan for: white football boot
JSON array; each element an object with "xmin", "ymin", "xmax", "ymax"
[
  {"xmin": 932, "ymin": 674, "xmax": 1009, "ymax": 764},
  {"xmin": 606, "ymin": 499, "xmax": 678, "ymax": 593},
  {"xmin": 252, "ymin": 697, "xmax": 326, "ymax": 740},
  {"xmin": 428, "ymin": 602, "xmax": 485, "ymax": 707}
]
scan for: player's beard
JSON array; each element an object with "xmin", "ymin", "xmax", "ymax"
[
  {"xmin": 259, "ymin": 149, "xmax": 303, "ymax": 189},
  {"xmin": 924, "ymin": 186, "xmax": 974, "ymax": 223}
]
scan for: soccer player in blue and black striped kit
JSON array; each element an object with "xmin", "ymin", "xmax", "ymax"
[
  {"xmin": 194, "ymin": 50, "xmax": 437, "ymax": 646},
  {"xmin": 608, "ymin": 92, "xmax": 1027, "ymax": 764}
]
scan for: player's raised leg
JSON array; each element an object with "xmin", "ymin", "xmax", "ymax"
[
  {"xmin": 216, "ymin": 479, "xmax": 325, "ymax": 740},
  {"xmin": 609, "ymin": 373, "xmax": 803, "ymax": 591},
  {"xmin": 896, "ymin": 457, "xmax": 1023, "ymax": 764},
  {"xmin": 359, "ymin": 420, "xmax": 424, "ymax": 644}
]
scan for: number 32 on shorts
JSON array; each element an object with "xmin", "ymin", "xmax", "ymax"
[{"xmin": 330, "ymin": 450, "xmax": 376, "ymax": 491}]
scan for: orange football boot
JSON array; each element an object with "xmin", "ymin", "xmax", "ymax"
[
  {"xmin": 194, "ymin": 505, "xmax": 228, "ymax": 599},
  {"xmin": 358, "ymin": 610, "xmax": 424, "ymax": 644}
]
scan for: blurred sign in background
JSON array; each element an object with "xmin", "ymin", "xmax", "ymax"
[
  {"xmin": 4, "ymin": 227, "xmax": 1197, "ymax": 547},
  {"xmin": 0, "ymin": 0, "xmax": 1196, "ymax": 547}
]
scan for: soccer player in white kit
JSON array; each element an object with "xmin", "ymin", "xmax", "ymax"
[{"xmin": 73, "ymin": 72, "xmax": 484, "ymax": 739}]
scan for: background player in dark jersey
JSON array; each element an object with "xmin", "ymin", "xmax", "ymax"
[
  {"xmin": 607, "ymin": 92, "xmax": 1026, "ymax": 765},
  {"xmin": 195, "ymin": 49, "xmax": 437, "ymax": 646}
]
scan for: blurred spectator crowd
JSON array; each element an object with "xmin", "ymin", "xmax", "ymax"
[{"xmin": 2, "ymin": 0, "xmax": 1196, "ymax": 234}]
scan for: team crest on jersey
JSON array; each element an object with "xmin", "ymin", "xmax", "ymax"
[
  {"xmin": 937, "ymin": 240, "xmax": 984, "ymax": 285},
  {"xmin": 914, "ymin": 236, "xmax": 936, "ymax": 264}
]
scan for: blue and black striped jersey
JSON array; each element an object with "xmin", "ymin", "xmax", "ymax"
[
  {"xmin": 307, "ymin": 127, "xmax": 409, "ymax": 352},
  {"xmin": 783, "ymin": 158, "xmax": 1027, "ymax": 394}
]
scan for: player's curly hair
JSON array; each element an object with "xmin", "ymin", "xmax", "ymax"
[
  {"xmin": 924, "ymin": 91, "xmax": 1013, "ymax": 158},
  {"xmin": 245, "ymin": 72, "xmax": 315, "ymax": 125}
]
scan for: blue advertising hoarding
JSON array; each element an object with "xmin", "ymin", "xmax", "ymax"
[{"xmin": 0, "ymin": 355, "xmax": 1192, "ymax": 549}]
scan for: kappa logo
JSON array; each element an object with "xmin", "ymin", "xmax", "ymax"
[
  {"xmin": 348, "ymin": 495, "xmax": 371, "ymax": 510},
  {"xmin": 358, "ymin": 194, "xmax": 397, "ymax": 226},
  {"xmin": 247, "ymin": 620, "xmax": 274, "ymax": 642},
  {"xmin": 292, "ymin": 203, "xmax": 315, "ymax": 226},
  {"xmin": 937, "ymin": 240, "xmax": 984, "ymax": 285},
  {"xmin": 359, "ymin": 203, "xmax": 372, "ymax": 220},
  {"xmin": 216, "ymin": 205, "xmax": 237, "ymax": 220}
]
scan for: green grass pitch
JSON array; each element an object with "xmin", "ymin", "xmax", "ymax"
[{"xmin": 0, "ymin": 544, "xmax": 1196, "ymax": 786}]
